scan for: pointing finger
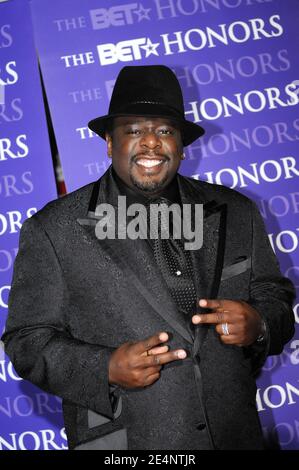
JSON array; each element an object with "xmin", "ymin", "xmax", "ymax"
[
  {"xmin": 141, "ymin": 345, "xmax": 169, "ymax": 357},
  {"xmin": 135, "ymin": 332, "xmax": 169, "ymax": 355},
  {"xmin": 143, "ymin": 349, "xmax": 187, "ymax": 368},
  {"xmin": 192, "ymin": 312, "xmax": 228, "ymax": 325},
  {"xmin": 199, "ymin": 298, "xmax": 224, "ymax": 309},
  {"xmin": 199, "ymin": 298, "xmax": 237, "ymax": 311}
]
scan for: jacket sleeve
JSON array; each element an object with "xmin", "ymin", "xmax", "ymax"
[
  {"xmin": 1, "ymin": 215, "xmax": 115, "ymax": 419},
  {"xmin": 246, "ymin": 200, "xmax": 296, "ymax": 371}
]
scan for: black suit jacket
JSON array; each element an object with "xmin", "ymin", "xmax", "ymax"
[{"xmin": 2, "ymin": 166, "xmax": 295, "ymax": 449}]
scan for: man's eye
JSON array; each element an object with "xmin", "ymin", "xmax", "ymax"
[
  {"xmin": 159, "ymin": 129, "xmax": 173, "ymax": 135},
  {"xmin": 127, "ymin": 129, "xmax": 141, "ymax": 135}
]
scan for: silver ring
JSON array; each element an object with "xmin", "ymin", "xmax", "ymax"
[{"xmin": 221, "ymin": 322, "xmax": 230, "ymax": 336}]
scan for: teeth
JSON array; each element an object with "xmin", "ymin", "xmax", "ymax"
[{"xmin": 136, "ymin": 159, "xmax": 163, "ymax": 168}]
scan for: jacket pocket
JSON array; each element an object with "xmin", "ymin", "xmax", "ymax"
[
  {"xmin": 221, "ymin": 257, "xmax": 251, "ymax": 281},
  {"xmin": 73, "ymin": 427, "xmax": 128, "ymax": 450},
  {"xmin": 88, "ymin": 396, "xmax": 122, "ymax": 429}
]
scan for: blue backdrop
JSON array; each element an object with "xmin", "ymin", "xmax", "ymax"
[{"xmin": 0, "ymin": 0, "xmax": 61, "ymax": 451}]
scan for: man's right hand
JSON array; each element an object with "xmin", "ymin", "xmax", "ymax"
[{"xmin": 108, "ymin": 332, "xmax": 187, "ymax": 389}]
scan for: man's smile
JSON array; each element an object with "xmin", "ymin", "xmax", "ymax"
[
  {"xmin": 135, "ymin": 158, "xmax": 164, "ymax": 168},
  {"xmin": 134, "ymin": 155, "xmax": 169, "ymax": 175},
  {"xmin": 135, "ymin": 157, "xmax": 166, "ymax": 171}
]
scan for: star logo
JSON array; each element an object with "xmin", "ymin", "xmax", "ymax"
[
  {"xmin": 140, "ymin": 38, "xmax": 160, "ymax": 57},
  {"xmin": 134, "ymin": 4, "xmax": 151, "ymax": 22}
]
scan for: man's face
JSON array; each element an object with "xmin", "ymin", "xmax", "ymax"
[{"xmin": 106, "ymin": 116, "xmax": 184, "ymax": 196}]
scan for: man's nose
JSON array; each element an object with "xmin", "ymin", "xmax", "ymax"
[{"xmin": 140, "ymin": 131, "xmax": 162, "ymax": 149}]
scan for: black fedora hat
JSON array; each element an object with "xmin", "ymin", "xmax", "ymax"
[{"xmin": 88, "ymin": 65, "xmax": 205, "ymax": 146}]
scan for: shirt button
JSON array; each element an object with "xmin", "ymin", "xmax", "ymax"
[{"xmin": 196, "ymin": 423, "xmax": 206, "ymax": 431}]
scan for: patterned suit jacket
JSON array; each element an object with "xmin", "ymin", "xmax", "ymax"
[{"xmin": 2, "ymin": 166, "xmax": 295, "ymax": 449}]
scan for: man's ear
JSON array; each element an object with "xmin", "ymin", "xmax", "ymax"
[{"xmin": 105, "ymin": 133, "xmax": 112, "ymax": 158}]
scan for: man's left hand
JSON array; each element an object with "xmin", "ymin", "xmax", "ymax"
[{"xmin": 192, "ymin": 299, "xmax": 263, "ymax": 347}]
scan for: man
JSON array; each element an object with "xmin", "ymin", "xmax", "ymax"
[{"xmin": 2, "ymin": 65, "xmax": 295, "ymax": 450}]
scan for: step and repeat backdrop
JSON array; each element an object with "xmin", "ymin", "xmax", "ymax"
[
  {"xmin": 0, "ymin": 0, "xmax": 61, "ymax": 451},
  {"xmin": 0, "ymin": 0, "xmax": 298, "ymax": 450}
]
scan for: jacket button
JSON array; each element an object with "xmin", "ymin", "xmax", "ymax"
[{"xmin": 196, "ymin": 423, "xmax": 206, "ymax": 431}]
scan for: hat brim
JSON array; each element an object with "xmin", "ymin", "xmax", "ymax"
[{"xmin": 88, "ymin": 107, "xmax": 205, "ymax": 147}]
